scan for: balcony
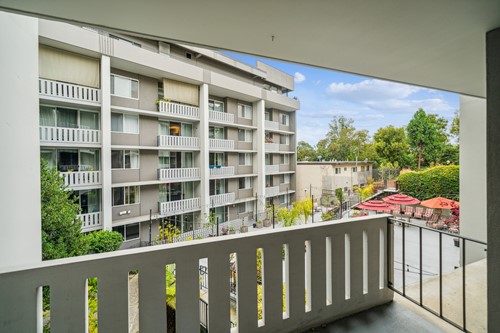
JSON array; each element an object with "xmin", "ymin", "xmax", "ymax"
[
  {"xmin": 157, "ymin": 135, "xmax": 200, "ymax": 149},
  {"xmin": 265, "ymin": 185, "xmax": 280, "ymax": 197},
  {"xmin": 265, "ymin": 164, "xmax": 280, "ymax": 174},
  {"xmin": 210, "ymin": 192, "xmax": 235, "ymax": 207},
  {"xmin": 0, "ymin": 216, "xmax": 392, "ymax": 332},
  {"xmin": 158, "ymin": 100, "xmax": 200, "ymax": 119},
  {"xmin": 158, "ymin": 168, "xmax": 200, "ymax": 181},
  {"xmin": 209, "ymin": 110, "xmax": 234, "ymax": 124},
  {"xmin": 62, "ymin": 171, "xmax": 101, "ymax": 187},
  {"xmin": 159, "ymin": 197, "xmax": 201, "ymax": 216},
  {"xmin": 209, "ymin": 166, "xmax": 235, "ymax": 178},
  {"xmin": 38, "ymin": 78, "xmax": 100, "ymax": 105},
  {"xmin": 40, "ymin": 126, "xmax": 101, "ymax": 145},
  {"xmin": 79, "ymin": 212, "xmax": 102, "ymax": 232},
  {"xmin": 265, "ymin": 142, "xmax": 280, "ymax": 152},
  {"xmin": 209, "ymin": 138, "xmax": 234, "ymax": 150},
  {"xmin": 264, "ymin": 120, "xmax": 279, "ymax": 131}
]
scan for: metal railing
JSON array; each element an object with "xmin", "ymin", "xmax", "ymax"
[{"xmin": 387, "ymin": 218, "xmax": 487, "ymax": 332}]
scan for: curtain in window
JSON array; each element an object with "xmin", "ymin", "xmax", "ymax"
[
  {"xmin": 159, "ymin": 184, "xmax": 168, "ymax": 203},
  {"xmin": 123, "ymin": 115, "xmax": 138, "ymax": 133},
  {"xmin": 126, "ymin": 186, "xmax": 139, "ymax": 204},
  {"xmin": 183, "ymin": 182, "xmax": 194, "ymax": 199},
  {"xmin": 39, "ymin": 106, "xmax": 56, "ymax": 127},
  {"xmin": 163, "ymin": 78, "xmax": 199, "ymax": 106},
  {"xmin": 183, "ymin": 152, "xmax": 193, "ymax": 168},
  {"xmin": 125, "ymin": 150, "xmax": 139, "ymax": 169},
  {"xmin": 80, "ymin": 111, "xmax": 99, "ymax": 130},
  {"xmin": 113, "ymin": 187, "xmax": 124, "ymax": 206},
  {"xmin": 181, "ymin": 123, "xmax": 193, "ymax": 137},
  {"xmin": 112, "ymin": 75, "xmax": 138, "ymax": 98},
  {"xmin": 57, "ymin": 108, "xmax": 78, "ymax": 128},
  {"xmin": 159, "ymin": 151, "xmax": 170, "ymax": 169},
  {"xmin": 39, "ymin": 45, "xmax": 100, "ymax": 88},
  {"xmin": 80, "ymin": 150, "xmax": 99, "ymax": 171},
  {"xmin": 111, "ymin": 113, "xmax": 123, "ymax": 132},
  {"xmin": 112, "ymin": 151, "xmax": 124, "ymax": 169},
  {"xmin": 159, "ymin": 121, "xmax": 169, "ymax": 135},
  {"xmin": 40, "ymin": 149, "xmax": 56, "ymax": 168}
]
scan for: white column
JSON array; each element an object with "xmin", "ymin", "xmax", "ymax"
[
  {"xmin": 199, "ymin": 84, "xmax": 210, "ymax": 220},
  {"xmin": 460, "ymin": 95, "xmax": 486, "ymax": 264},
  {"xmin": 255, "ymin": 99, "xmax": 266, "ymax": 217},
  {"xmin": 0, "ymin": 12, "xmax": 41, "ymax": 268},
  {"xmin": 101, "ymin": 56, "xmax": 112, "ymax": 230}
]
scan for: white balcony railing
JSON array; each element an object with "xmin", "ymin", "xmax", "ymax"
[
  {"xmin": 209, "ymin": 166, "xmax": 235, "ymax": 178},
  {"xmin": 40, "ymin": 126, "xmax": 101, "ymax": 144},
  {"xmin": 265, "ymin": 142, "xmax": 280, "ymax": 152},
  {"xmin": 159, "ymin": 197, "xmax": 201, "ymax": 216},
  {"xmin": 62, "ymin": 171, "xmax": 101, "ymax": 187},
  {"xmin": 265, "ymin": 165, "xmax": 280, "ymax": 174},
  {"xmin": 265, "ymin": 186, "xmax": 280, "ymax": 197},
  {"xmin": 79, "ymin": 212, "xmax": 102, "ymax": 232},
  {"xmin": 209, "ymin": 138, "xmax": 234, "ymax": 150},
  {"xmin": 39, "ymin": 78, "xmax": 100, "ymax": 104},
  {"xmin": 158, "ymin": 168, "xmax": 200, "ymax": 181},
  {"xmin": 0, "ymin": 217, "xmax": 392, "ymax": 332},
  {"xmin": 158, "ymin": 100, "xmax": 200, "ymax": 119},
  {"xmin": 209, "ymin": 110, "xmax": 234, "ymax": 124},
  {"xmin": 210, "ymin": 192, "xmax": 236, "ymax": 207},
  {"xmin": 264, "ymin": 120, "xmax": 280, "ymax": 130},
  {"xmin": 158, "ymin": 135, "xmax": 200, "ymax": 149}
]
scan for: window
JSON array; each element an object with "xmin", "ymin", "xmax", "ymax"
[
  {"xmin": 239, "ymin": 153, "xmax": 252, "ymax": 166},
  {"xmin": 280, "ymin": 113, "xmax": 289, "ymax": 126},
  {"xmin": 367, "ymin": 165, "xmax": 370, "ymax": 171},
  {"xmin": 280, "ymin": 154, "xmax": 290, "ymax": 165},
  {"xmin": 113, "ymin": 223, "xmax": 140, "ymax": 241},
  {"xmin": 160, "ymin": 151, "xmax": 193, "ymax": 169},
  {"xmin": 209, "ymin": 100, "xmax": 224, "ymax": 112},
  {"xmin": 112, "ymin": 150, "xmax": 139, "ymax": 169},
  {"xmin": 279, "ymin": 195, "xmax": 287, "ymax": 205},
  {"xmin": 238, "ymin": 104, "xmax": 253, "ymax": 119},
  {"xmin": 352, "ymin": 167, "xmax": 358, "ymax": 172},
  {"xmin": 280, "ymin": 134, "xmax": 289, "ymax": 145},
  {"xmin": 185, "ymin": 52, "xmax": 192, "ymax": 59},
  {"xmin": 111, "ymin": 113, "xmax": 139, "ymax": 133},
  {"xmin": 239, "ymin": 201, "xmax": 253, "ymax": 214},
  {"xmin": 209, "ymin": 152, "xmax": 225, "ymax": 166},
  {"xmin": 361, "ymin": 166, "xmax": 365, "ymax": 171},
  {"xmin": 209, "ymin": 126, "xmax": 225, "ymax": 139},
  {"xmin": 111, "ymin": 74, "xmax": 139, "ymax": 99},
  {"xmin": 265, "ymin": 111, "xmax": 271, "ymax": 121},
  {"xmin": 39, "ymin": 105, "xmax": 99, "ymax": 130},
  {"xmin": 281, "ymin": 174, "xmax": 290, "ymax": 184},
  {"xmin": 239, "ymin": 177, "xmax": 252, "ymax": 189},
  {"xmin": 344, "ymin": 167, "xmax": 347, "ymax": 171},
  {"xmin": 113, "ymin": 186, "xmax": 140, "ymax": 206},
  {"xmin": 335, "ymin": 167, "xmax": 341, "ymax": 174},
  {"xmin": 238, "ymin": 129, "xmax": 253, "ymax": 142}
]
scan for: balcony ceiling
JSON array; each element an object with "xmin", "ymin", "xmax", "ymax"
[{"xmin": 2, "ymin": 0, "xmax": 500, "ymax": 97}]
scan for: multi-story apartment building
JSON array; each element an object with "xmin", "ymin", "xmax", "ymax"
[{"xmin": 37, "ymin": 20, "xmax": 299, "ymax": 247}]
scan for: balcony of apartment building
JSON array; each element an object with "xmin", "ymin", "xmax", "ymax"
[
  {"xmin": 158, "ymin": 182, "xmax": 200, "ymax": 216},
  {"xmin": 264, "ymin": 137, "xmax": 280, "ymax": 152},
  {"xmin": 208, "ymin": 152, "xmax": 235, "ymax": 178},
  {"xmin": 76, "ymin": 188, "xmax": 102, "ymax": 232},
  {"xmin": 39, "ymin": 106, "xmax": 101, "ymax": 145},
  {"xmin": 157, "ymin": 151, "xmax": 200, "ymax": 182},
  {"xmin": 157, "ymin": 99, "xmax": 200, "ymax": 119},
  {"xmin": 208, "ymin": 99, "xmax": 235, "ymax": 124},
  {"xmin": 209, "ymin": 179, "xmax": 236, "ymax": 208},
  {"xmin": 157, "ymin": 120, "xmax": 199, "ymax": 150},
  {"xmin": 209, "ymin": 126, "xmax": 235, "ymax": 151}
]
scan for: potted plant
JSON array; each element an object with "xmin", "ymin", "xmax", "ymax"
[
  {"xmin": 256, "ymin": 219, "xmax": 263, "ymax": 228},
  {"xmin": 228, "ymin": 226, "xmax": 236, "ymax": 234},
  {"xmin": 240, "ymin": 224, "xmax": 248, "ymax": 233}
]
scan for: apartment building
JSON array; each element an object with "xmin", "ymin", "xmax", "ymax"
[{"xmin": 37, "ymin": 20, "xmax": 299, "ymax": 247}]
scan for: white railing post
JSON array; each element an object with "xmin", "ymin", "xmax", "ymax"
[
  {"xmin": 40, "ymin": 126, "xmax": 101, "ymax": 144},
  {"xmin": 209, "ymin": 138, "xmax": 235, "ymax": 150},
  {"xmin": 158, "ymin": 101, "xmax": 200, "ymax": 119},
  {"xmin": 38, "ymin": 78, "xmax": 101, "ymax": 104},
  {"xmin": 209, "ymin": 110, "xmax": 235, "ymax": 124},
  {"xmin": 157, "ymin": 135, "xmax": 200, "ymax": 149},
  {"xmin": 209, "ymin": 166, "xmax": 235, "ymax": 177},
  {"xmin": 158, "ymin": 168, "xmax": 201, "ymax": 181}
]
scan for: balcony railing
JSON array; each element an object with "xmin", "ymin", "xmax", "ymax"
[
  {"xmin": 0, "ymin": 216, "xmax": 392, "ymax": 332},
  {"xmin": 265, "ymin": 142, "xmax": 280, "ymax": 152},
  {"xmin": 158, "ymin": 135, "xmax": 200, "ymax": 149},
  {"xmin": 39, "ymin": 78, "xmax": 100, "ymax": 104},
  {"xmin": 62, "ymin": 171, "xmax": 101, "ymax": 187},
  {"xmin": 158, "ymin": 168, "xmax": 200, "ymax": 181},
  {"xmin": 265, "ymin": 165, "xmax": 280, "ymax": 174},
  {"xmin": 79, "ymin": 212, "xmax": 102, "ymax": 232},
  {"xmin": 210, "ymin": 192, "xmax": 235, "ymax": 207},
  {"xmin": 40, "ymin": 126, "xmax": 101, "ymax": 144},
  {"xmin": 158, "ymin": 100, "xmax": 200, "ymax": 119},
  {"xmin": 209, "ymin": 138, "xmax": 234, "ymax": 150},
  {"xmin": 264, "ymin": 120, "xmax": 279, "ymax": 130},
  {"xmin": 209, "ymin": 110, "xmax": 234, "ymax": 124},
  {"xmin": 159, "ymin": 197, "xmax": 201, "ymax": 216},
  {"xmin": 265, "ymin": 186, "xmax": 280, "ymax": 197},
  {"xmin": 209, "ymin": 166, "xmax": 235, "ymax": 178}
]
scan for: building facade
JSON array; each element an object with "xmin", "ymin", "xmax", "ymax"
[{"xmin": 37, "ymin": 20, "xmax": 298, "ymax": 247}]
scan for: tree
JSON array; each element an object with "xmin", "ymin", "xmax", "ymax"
[
  {"xmin": 335, "ymin": 188, "xmax": 345, "ymax": 218},
  {"xmin": 450, "ymin": 109, "xmax": 460, "ymax": 143},
  {"xmin": 41, "ymin": 160, "xmax": 86, "ymax": 260},
  {"xmin": 406, "ymin": 109, "xmax": 441, "ymax": 170},
  {"xmin": 373, "ymin": 125, "xmax": 413, "ymax": 167},
  {"xmin": 354, "ymin": 184, "xmax": 375, "ymax": 201},
  {"xmin": 155, "ymin": 223, "xmax": 181, "ymax": 244},
  {"xmin": 297, "ymin": 141, "xmax": 317, "ymax": 161},
  {"xmin": 277, "ymin": 205, "xmax": 300, "ymax": 227},
  {"xmin": 84, "ymin": 230, "xmax": 123, "ymax": 254},
  {"xmin": 294, "ymin": 197, "xmax": 313, "ymax": 223}
]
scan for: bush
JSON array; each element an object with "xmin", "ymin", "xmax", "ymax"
[
  {"xmin": 84, "ymin": 230, "xmax": 123, "ymax": 254},
  {"xmin": 397, "ymin": 165, "xmax": 459, "ymax": 200}
]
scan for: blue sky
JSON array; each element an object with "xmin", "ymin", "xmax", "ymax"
[{"xmin": 223, "ymin": 52, "xmax": 460, "ymax": 146}]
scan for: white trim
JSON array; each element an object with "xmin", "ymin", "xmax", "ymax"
[
  {"xmin": 110, "ymin": 73, "xmax": 139, "ymax": 100},
  {"xmin": 111, "ymin": 149, "xmax": 140, "ymax": 170}
]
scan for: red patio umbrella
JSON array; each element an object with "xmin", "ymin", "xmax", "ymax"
[
  {"xmin": 382, "ymin": 194, "xmax": 420, "ymax": 205},
  {"xmin": 420, "ymin": 197, "xmax": 459, "ymax": 209},
  {"xmin": 356, "ymin": 200, "xmax": 398, "ymax": 212}
]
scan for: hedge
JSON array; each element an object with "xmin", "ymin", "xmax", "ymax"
[{"xmin": 397, "ymin": 165, "xmax": 459, "ymax": 201}]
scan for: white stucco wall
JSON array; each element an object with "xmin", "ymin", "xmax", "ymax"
[
  {"xmin": 0, "ymin": 12, "xmax": 41, "ymax": 268},
  {"xmin": 460, "ymin": 95, "xmax": 487, "ymax": 263}
]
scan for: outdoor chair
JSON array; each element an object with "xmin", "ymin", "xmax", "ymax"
[
  {"xmin": 402, "ymin": 206, "xmax": 414, "ymax": 219},
  {"xmin": 414, "ymin": 207, "xmax": 424, "ymax": 219},
  {"xmin": 426, "ymin": 213, "xmax": 440, "ymax": 227},
  {"xmin": 423, "ymin": 208, "xmax": 434, "ymax": 220}
]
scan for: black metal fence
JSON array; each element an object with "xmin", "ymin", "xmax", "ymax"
[{"xmin": 387, "ymin": 218, "xmax": 487, "ymax": 332}]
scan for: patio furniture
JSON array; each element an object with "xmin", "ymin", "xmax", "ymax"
[
  {"xmin": 426, "ymin": 213, "xmax": 440, "ymax": 226},
  {"xmin": 402, "ymin": 206, "xmax": 414, "ymax": 219},
  {"xmin": 423, "ymin": 208, "xmax": 434, "ymax": 220},
  {"xmin": 414, "ymin": 207, "xmax": 424, "ymax": 219}
]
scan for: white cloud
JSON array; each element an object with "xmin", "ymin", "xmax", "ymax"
[
  {"xmin": 294, "ymin": 72, "xmax": 306, "ymax": 83},
  {"xmin": 327, "ymin": 79, "xmax": 420, "ymax": 101}
]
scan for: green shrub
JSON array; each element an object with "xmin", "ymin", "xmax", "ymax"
[{"xmin": 397, "ymin": 165, "xmax": 459, "ymax": 200}]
